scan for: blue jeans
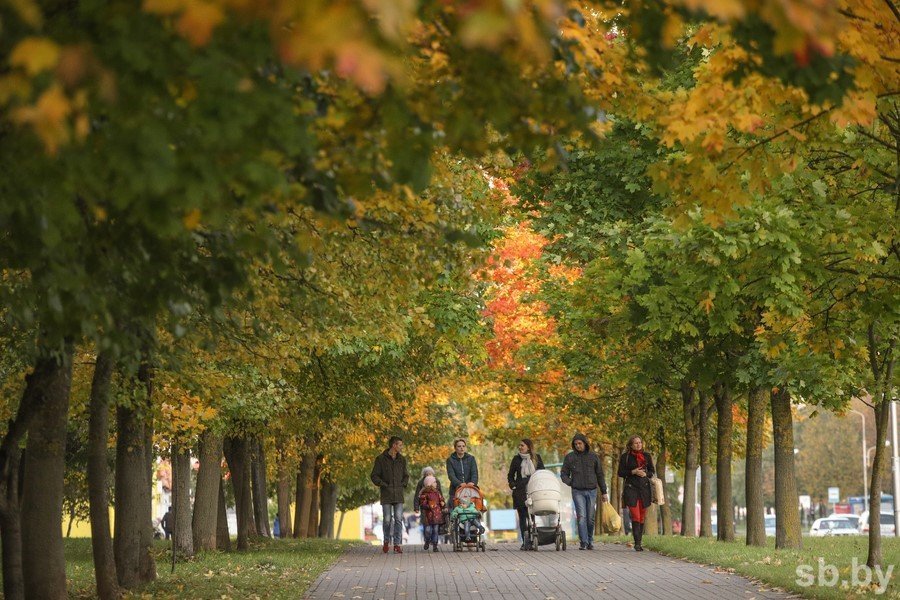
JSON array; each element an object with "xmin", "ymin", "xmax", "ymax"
[
  {"xmin": 572, "ymin": 488, "xmax": 597, "ymax": 546},
  {"xmin": 424, "ymin": 524, "xmax": 439, "ymax": 544},
  {"xmin": 462, "ymin": 519, "xmax": 483, "ymax": 538},
  {"xmin": 382, "ymin": 503, "xmax": 404, "ymax": 545}
]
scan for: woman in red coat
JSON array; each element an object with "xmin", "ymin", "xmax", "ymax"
[
  {"xmin": 418, "ymin": 475, "xmax": 445, "ymax": 552},
  {"xmin": 618, "ymin": 435, "xmax": 655, "ymax": 551}
]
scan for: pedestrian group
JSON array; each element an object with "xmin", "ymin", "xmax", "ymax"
[{"xmin": 371, "ymin": 432, "xmax": 655, "ymax": 553}]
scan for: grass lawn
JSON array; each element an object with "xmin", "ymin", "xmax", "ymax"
[
  {"xmin": 608, "ymin": 534, "xmax": 900, "ymax": 599},
  {"xmin": 64, "ymin": 537, "xmax": 355, "ymax": 599}
]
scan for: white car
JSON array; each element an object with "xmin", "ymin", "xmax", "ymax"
[
  {"xmin": 828, "ymin": 513, "xmax": 860, "ymax": 530},
  {"xmin": 810, "ymin": 518, "xmax": 858, "ymax": 536},
  {"xmin": 859, "ymin": 511, "xmax": 896, "ymax": 535}
]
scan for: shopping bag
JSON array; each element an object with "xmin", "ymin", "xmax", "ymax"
[
  {"xmin": 650, "ymin": 476, "xmax": 665, "ymax": 505},
  {"xmin": 600, "ymin": 501, "xmax": 622, "ymax": 534}
]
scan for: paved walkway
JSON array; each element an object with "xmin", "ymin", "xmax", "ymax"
[{"xmin": 304, "ymin": 541, "xmax": 794, "ymax": 600}]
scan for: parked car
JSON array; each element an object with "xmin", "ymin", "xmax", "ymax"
[
  {"xmin": 764, "ymin": 515, "xmax": 777, "ymax": 536},
  {"xmin": 859, "ymin": 511, "xmax": 896, "ymax": 535},
  {"xmin": 828, "ymin": 513, "xmax": 860, "ymax": 530},
  {"xmin": 810, "ymin": 518, "xmax": 858, "ymax": 536}
]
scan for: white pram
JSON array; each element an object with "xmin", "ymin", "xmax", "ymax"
[{"xmin": 525, "ymin": 470, "xmax": 566, "ymax": 551}]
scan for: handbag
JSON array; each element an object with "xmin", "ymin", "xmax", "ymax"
[{"xmin": 650, "ymin": 476, "xmax": 665, "ymax": 505}]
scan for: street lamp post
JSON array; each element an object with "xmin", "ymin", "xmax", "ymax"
[
  {"xmin": 849, "ymin": 409, "xmax": 868, "ymax": 512},
  {"xmin": 891, "ymin": 400, "xmax": 900, "ymax": 537}
]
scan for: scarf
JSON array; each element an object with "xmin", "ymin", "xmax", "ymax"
[
  {"xmin": 519, "ymin": 453, "xmax": 536, "ymax": 478},
  {"xmin": 631, "ymin": 450, "xmax": 646, "ymax": 469}
]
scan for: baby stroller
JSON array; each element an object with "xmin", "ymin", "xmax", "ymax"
[
  {"xmin": 525, "ymin": 470, "xmax": 566, "ymax": 551},
  {"xmin": 449, "ymin": 483, "xmax": 487, "ymax": 552}
]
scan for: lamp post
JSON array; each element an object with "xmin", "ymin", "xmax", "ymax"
[
  {"xmin": 849, "ymin": 409, "xmax": 868, "ymax": 512},
  {"xmin": 891, "ymin": 399, "xmax": 900, "ymax": 537}
]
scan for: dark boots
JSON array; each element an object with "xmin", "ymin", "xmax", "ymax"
[{"xmin": 632, "ymin": 522, "xmax": 644, "ymax": 551}]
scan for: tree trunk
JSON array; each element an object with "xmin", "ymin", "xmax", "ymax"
[
  {"xmin": 656, "ymin": 429, "xmax": 673, "ymax": 535},
  {"xmin": 193, "ymin": 430, "xmax": 223, "ymax": 551},
  {"xmin": 249, "ymin": 438, "xmax": 271, "ymax": 537},
  {"xmin": 681, "ymin": 380, "xmax": 699, "ymax": 537},
  {"xmin": 745, "ymin": 386, "xmax": 767, "ymax": 547},
  {"xmin": 216, "ymin": 477, "xmax": 231, "ymax": 551},
  {"xmin": 644, "ymin": 503, "xmax": 659, "ymax": 535},
  {"xmin": 172, "ymin": 444, "xmax": 194, "ymax": 557},
  {"xmin": 114, "ymin": 350, "xmax": 157, "ymax": 588},
  {"xmin": 698, "ymin": 389, "xmax": 713, "ymax": 538},
  {"xmin": 294, "ymin": 449, "xmax": 316, "ymax": 537},
  {"xmin": 87, "ymin": 350, "xmax": 120, "ymax": 600},
  {"xmin": 20, "ymin": 347, "xmax": 74, "ymax": 600},
  {"xmin": 318, "ymin": 478, "xmax": 338, "ymax": 538},
  {"xmin": 771, "ymin": 387, "xmax": 801, "ymax": 549},
  {"xmin": 715, "ymin": 382, "xmax": 735, "ymax": 542},
  {"xmin": 276, "ymin": 465, "xmax": 293, "ymax": 538},
  {"xmin": 0, "ymin": 353, "xmax": 71, "ymax": 600},
  {"xmin": 307, "ymin": 454, "xmax": 323, "ymax": 537},
  {"xmin": 336, "ymin": 511, "xmax": 346, "ymax": 539},
  {"xmin": 866, "ymin": 327, "xmax": 895, "ymax": 569},
  {"xmin": 223, "ymin": 436, "xmax": 253, "ymax": 550}
]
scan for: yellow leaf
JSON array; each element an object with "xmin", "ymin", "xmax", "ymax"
[
  {"xmin": 7, "ymin": 0, "xmax": 43, "ymax": 28},
  {"xmin": 183, "ymin": 208, "xmax": 202, "ymax": 230},
  {"xmin": 175, "ymin": 0, "xmax": 224, "ymax": 47},
  {"xmin": 10, "ymin": 37, "xmax": 60, "ymax": 76}
]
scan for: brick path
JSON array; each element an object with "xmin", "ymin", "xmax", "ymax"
[{"xmin": 304, "ymin": 541, "xmax": 794, "ymax": 600}]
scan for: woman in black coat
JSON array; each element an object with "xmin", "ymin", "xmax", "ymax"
[
  {"xmin": 507, "ymin": 439, "xmax": 544, "ymax": 550},
  {"xmin": 617, "ymin": 435, "xmax": 655, "ymax": 551}
]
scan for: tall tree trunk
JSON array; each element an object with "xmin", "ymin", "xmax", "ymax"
[
  {"xmin": 0, "ymin": 353, "xmax": 72, "ymax": 600},
  {"xmin": 216, "ymin": 477, "xmax": 231, "ymax": 551},
  {"xmin": 193, "ymin": 430, "xmax": 223, "ymax": 551},
  {"xmin": 698, "ymin": 389, "xmax": 713, "ymax": 538},
  {"xmin": 20, "ymin": 348, "xmax": 74, "ymax": 600},
  {"xmin": 745, "ymin": 386, "xmax": 767, "ymax": 547},
  {"xmin": 223, "ymin": 436, "xmax": 253, "ymax": 550},
  {"xmin": 318, "ymin": 478, "xmax": 338, "ymax": 539},
  {"xmin": 866, "ymin": 326, "xmax": 895, "ymax": 568},
  {"xmin": 276, "ymin": 465, "xmax": 293, "ymax": 538},
  {"xmin": 294, "ymin": 449, "xmax": 316, "ymax": 537},
  {"xmin": 172, "ymin": 444, "xmax": 194, "ymax": 557},
  {"xmin": 681, "ymin": 380, "xmax": 699, "ymax": 537},
  {"xmin": 656, "ymin": 428, "xmax": 673, "ymax": 535},
  {"xmin": 336, "ymin": 511, "xmax": 346, "ymax": 539},
  {"xmin": 715, "ymin": 382, "xmax": 735, "ymax": 542},
  {"xmin": 249, "ymin": 438, "xmax": 270, "ymax": 537},
  {"xmin": 644, "ymin": 503, "xmax": 660, "ymax": 535},
  {"xmin": 114, "ymin": 381, "xmax": 157, "ymax": 586},
  {"xmin": 87, "ymin": 350, "xmax": 120, "ymax": 600},
  {"xmin": 771, "ymin": 387, "xmax": 801, "ymax": 549},
  {"xmin": 307, "ymin": 454, "xmax": 323, "ymax": 537}
]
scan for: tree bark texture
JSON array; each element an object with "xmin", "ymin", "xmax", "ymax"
[
  {"xmin": 249, "ymin": 438, "xmax": 271, "ymax": 537},
  {"xmin": 276, "ymin": 465, "xmax": 293, "ymax": 538},
  {"xmin": 224, "ymin": 436, "xmax": 253, "ymax": 550},
  {"xmin": 307, "ymin": 454, "xmax": 323, "ymax": 536},
  {"xmin": 172, "ymin": 444, "xmax": 194, "ymax": 557},
  {"xmin": 318, "ymin": 478, "xmax": 338, "ymax": 539},
  {"xmin": 294, "ymin": 449, "xmax": 316, "ymax": 538},
  {"xmin": 216, "ymin": 477, "xmax": 231, "ymax": 551},
  {"xmin": 771, "ymin": 387, "xmax": 801, "ymax": 549},
  {"xmin": 745, "ymin": 386, "xmax": 767, "ymax": 547},
  {"xmin": 0, "ymin": 352, "xmax": 72, "ymax": 600},
  {"xmin": 715, "ymin": 382, "xmax": 735, "ymax": 542},
  {"xmin": 681, "ymin": 380, "xmax": 699, "ymax": 537},
  {"xmin": 192, "ymin": 430, "xmax": 223, "ymax": 551},
  {"xmin": 114, "ymin": 352, "xmax": 157, "ymax": 588},
  {"xmin": 87, "ymin": 350, "xmax": 120, "ymax": 600},
  {"xmin": 698, "ymin": 389, "xmax": 713, "ymax": 538},
  {"xmin": 20, "ymin": 347, "xmax": 74, "ymax": 600},
  {"xmin": 866, "ymin": 326, "xmax": 895, "ymax": 569}
]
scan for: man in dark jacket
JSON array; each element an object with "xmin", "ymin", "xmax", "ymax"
[
  {"xmin": 560, "ymin": 433, "xmax": 608, "ymax": 550},
  {"xmin": 446, "ymin": 438, "xmax": 478, "ymax": 501},
  {"xmin": 371, "ymin": 435, "xmax": 409, "ymax": 554}
]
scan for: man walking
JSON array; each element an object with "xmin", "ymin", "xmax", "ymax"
[
  {"xmin": 561, "ymin": 433, "xmax": 608, "ymax": 550},
  {"xmin": 371, "ymin": 435, "xmax": 409, "ymax": 554}
]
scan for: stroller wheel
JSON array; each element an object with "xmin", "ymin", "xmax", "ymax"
[{"xmin": 562, "ymin": 532, "xmax": 567, "ymax": 551}]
